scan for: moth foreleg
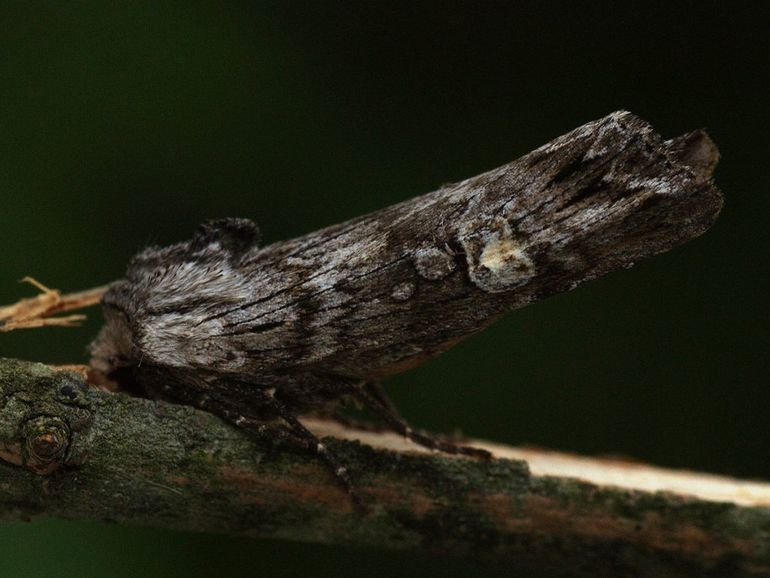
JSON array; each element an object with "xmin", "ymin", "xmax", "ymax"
[{"xmin": 357, "ymin": 381, "xmax": 493, "ymax": 460}]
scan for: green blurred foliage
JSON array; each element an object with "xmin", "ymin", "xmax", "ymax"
[{"xmin": 0, "ymin": 2, "xmax": 767, "ymax": 576}]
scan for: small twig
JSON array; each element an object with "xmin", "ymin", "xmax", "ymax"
[{"xmin": 0, "ymin": 278, "xmax": 108, "ymax": 332}]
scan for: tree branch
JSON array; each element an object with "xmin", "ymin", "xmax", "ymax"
[{"xmin": 1, "ymin": 358, "xmax": 769, "ymax": 576}]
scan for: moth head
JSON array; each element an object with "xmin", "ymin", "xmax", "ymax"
[{"xmin": 88, "ymin": 303, "xmax": 138, "ymax": 379}]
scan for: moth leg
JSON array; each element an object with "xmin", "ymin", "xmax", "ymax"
[
  {"xmin": 363, "ymin": 380, "xmax": 402, "ymax": 417},
  {"xmin": 194, "ymin": 388, "xmax": 367, "ymax": 511},
  {"xmin": 357, "ymin": 382, "xmax": 493, "ymax": 460},
  {"xmin": 320, "ymin": 409, "xmax": 384, "ymax": 432},
  {"xmin": 252, "ymin": 390, "xmax": 367, "ymax": 512},
  {"xmin": 194, "ymin": 390, "xmax": 298, "ymax": 444}
]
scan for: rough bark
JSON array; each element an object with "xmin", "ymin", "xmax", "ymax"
[{"xmin": 1, "ymin": 358, "xmax": 770, "ymax": 577}]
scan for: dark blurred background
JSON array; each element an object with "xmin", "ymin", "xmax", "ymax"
[{"xmin": 1, "ymin": 2, "xmax": 767, "ymax": 576}]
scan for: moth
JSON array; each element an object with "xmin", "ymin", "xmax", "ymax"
[{"xmin": 89, "ymin": 112, "xmax": 722, "ymax": 507}]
